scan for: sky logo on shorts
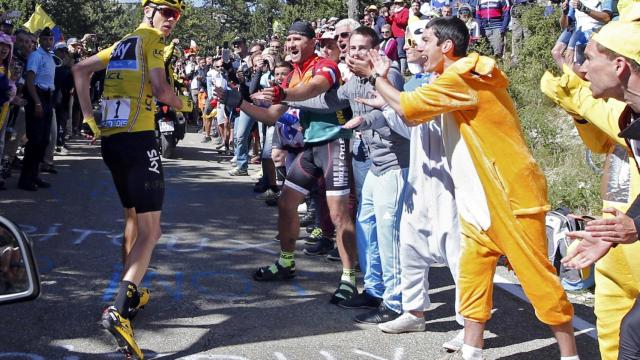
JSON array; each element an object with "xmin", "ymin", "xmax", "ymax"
[
  {"xmin": 147, "ymin": 149, "xmax": 160, "ymax": 174},
  {"xmin": 108, "ymin": 37, "xmax": 140, "ymax": 71}
]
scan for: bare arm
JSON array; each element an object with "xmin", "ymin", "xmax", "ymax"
[
  {"xmin": 239, "ymin": 102, "xmax": 288, "ymax": 126},
  {"xmin": 72, "ymin": 55, "xmax": 108, "ymax": 120},
  {"xmin": 284, "ymin": 75, "xmax": 332, "ymax": 102},
  {"xmin": 150, "ymin": 67, "xmax": 182, "ymax": 109}
]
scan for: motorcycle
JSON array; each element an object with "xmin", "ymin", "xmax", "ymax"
[{"xmin": 155, "ymin": 103, "xmax": 186, "ymax": 159}]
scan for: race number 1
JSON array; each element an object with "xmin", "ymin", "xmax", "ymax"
[{"xmin": 101, "ymin": 98, "xmax": 131, "ymax": 128}]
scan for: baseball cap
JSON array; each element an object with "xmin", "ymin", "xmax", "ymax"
[
  {"xmin": 232, "ymin": 36, "xmax": 246, "ymax": 44},
  {"xmin": 592, "ymin": 3, "xmax": 640, "ymax": 64},
  {"xmin": 328, "ymin": 16, "xmax": 339, "ymax": 22},
  {"xmin": 54, "ymin": 42, "xmax": 68, "ymax": 51},
  {"xmin": 320, "ymin": 30, "xmax": 336, "ymax": 40},
  {"xmin": 1, "ymin": 19, "xmax": 13, "ymax": 28},
  {"xmin": 366, "ymin": 5, "xmax": 379, "ymax": 11},
  {"xmin": 67, "ymin": 38, "xmax": 80, "ymax": 46},
  {"xmin": 288, "ymin": 21, "xmax": 315, "ymax": 38}
]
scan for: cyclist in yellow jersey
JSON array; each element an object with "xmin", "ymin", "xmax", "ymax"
[{"xmin": 72, "ymin": 0, "xmax": 185, "ymax": 358}]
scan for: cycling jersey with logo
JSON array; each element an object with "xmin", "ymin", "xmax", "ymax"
[
  {"xmin": 284, "ymin": 55, "xmax": 352, "ymax": 143},
  {"xmin": 96, "ymin": 24, "xmax": 166, "ymax": 137}
]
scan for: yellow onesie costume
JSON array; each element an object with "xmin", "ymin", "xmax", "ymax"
[
  {"xmin": 399, "ymin": 52, "xmax": 574, "ymax": 325},
  {"xmin": 541, "ymin": 65, "xmax": 640, "ymax": 360}
]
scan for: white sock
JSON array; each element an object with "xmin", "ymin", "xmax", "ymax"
[
  {"xmin": 461, "ymin": 344, "xmax": 483, "ymax": 360},
  {"xmin": 560, "ymin": 356, "xmax": 580, "ymax": 360}
]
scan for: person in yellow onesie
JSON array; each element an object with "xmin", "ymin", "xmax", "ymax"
[
  {"xmin": 557, "ymin": 4, "xmax": 640, "ymax": 358},
  {"xmin": 541, "ymin": 64, "xmax": 640, "ymax": 360},
  {"xmin": 353, "ymin": 17, "xmax": 578, "ymax": 360}
]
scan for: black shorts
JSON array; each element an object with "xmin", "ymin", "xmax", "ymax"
[
  {"xmin": 101, "ymin": 131, "xmax": 164, "ymax": 213},
  {"xmin": 285, "ymin": 137, "xmax": 351, "ymax": 197}
]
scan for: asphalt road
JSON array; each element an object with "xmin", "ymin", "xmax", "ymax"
[{"xmin": 0, "ymin": 132, "xmax": 600, "ymax": 360}]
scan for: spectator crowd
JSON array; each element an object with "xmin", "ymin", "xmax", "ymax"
[{"xmin": 2, "ymin": 0, "xmax": 640, "ymax": 360}]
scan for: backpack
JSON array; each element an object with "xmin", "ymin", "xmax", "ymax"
[{"xmin": 545, "ymin": 208, "xmax": 595, "ymax": 291}]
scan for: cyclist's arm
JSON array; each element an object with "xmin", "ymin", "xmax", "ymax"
[
  {"xmin": 148, "ymin": 36, "xmax": 182, "ymax": 109},
  {"xmin": 72, "ymin": 54, "xmax": 108, "ymax": 120},
  {"xmin": 150, "ymin": 68, "xmax": 181, "ymax": 108}
]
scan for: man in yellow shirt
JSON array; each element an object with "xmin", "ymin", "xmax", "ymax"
[
  {"xmin": 72, "ymin": 0, "xmax": 185, "ymax": 358},
  {"xmin": 354, "ymin": 16, "xmax": 578, "ymax": 360}
]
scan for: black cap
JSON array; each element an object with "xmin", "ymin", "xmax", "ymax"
[
  {"xmin": 232, "ymin": 36, "xmax": 246, "ymax": 44},
  {"xmin": 1, "ymin": 19, "xmax": 13, "ymax": 28},
  {"xmin": 288, "ymin": 21, "xmax": 315, "ymax": 39},
  {"xmin": 40, "ymin": 27, "xmax": 53, "ymax": 37}
]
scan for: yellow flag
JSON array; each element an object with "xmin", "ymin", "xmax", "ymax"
[{"xmin": 23, "ymin": 5, "xmax": 55, "ymax": 33}]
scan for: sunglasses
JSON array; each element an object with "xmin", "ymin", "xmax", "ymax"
[
  {"xmin": 155, "ymin": 6, "xmax": 181, "ymax": 20},
  {"xmin": 407, "ymin": 38, "xmax": 417, "ymax": 47},
  {"xmin": 382, "ymin": 31, "xmax": 391, "ymax": 34},
  {"xmin": 335, "ymin": 31, "xmax": 350, "ymax": 40}
]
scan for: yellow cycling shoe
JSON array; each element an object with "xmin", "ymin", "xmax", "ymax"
[
  {"xmin": 128, "ymin": 288, "xmax": 150, "ymax": 320},
  {"xmin": 102, "ymin": 306, "xmax": 144, "ymax": 359}
]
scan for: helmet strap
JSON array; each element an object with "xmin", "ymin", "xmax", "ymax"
[{"xmin": 145, "ymin": 5, "xmax": 158, "ymax": 27}]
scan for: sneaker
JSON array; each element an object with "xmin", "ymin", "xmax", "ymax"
[
  {"xmin": 378, "ymin": 312, "xmax": 426, "ymax": 334},
  {"xmin": 297, "ymin": 202, "xmax": 307, "ymax": 214},
  {"xmin": 330, "ymin": 280, "xmax": 358, "ymax": 304},
  {"xmin": 253, "ymin": 180, "xmax": 268, "ymax": 193},
  {"xmin": 256, "ymin": 188, "xmax": 279, "ymax": 201},
  {"xmin": 201, "ymin": 136, "xmax": 212, "ymax": 143},
  {"xmin": 228, "ymin": 168, "xmax": 248, "ymax": 176},
  {"xmin": 40, "ymin": 164, "xmax": 58, "ymax": 174},
  {"xmin": 55, "ymin": 146, "xmax": 70, "ymax": 155},
  {"xmin": 215, "ymin": 142, "xmax": 226, "ymax": 151},
  {"xmin": 127, "ymin": 288, "xmax": 150, "ymax": 319},
  {"xmin": 299, "ymin": 211, "xmax": 316, "ymax": 228},
  {"xmin": 442, "ymin": 329, "xmax": 465, "ymax": 352},
  {"xmin": 337, "ymin": 291, "xmax": 382, "ymax": 310},
  {"xmin": 265, "ymin": 195, "xmax": 279, "ymax": 207},
  {"xmin": 437, "ymin": 349, "xmax": 484, "ymax": 360},
  {"xmin": 305, "ymin": 227, "xmax": 323, "ymax": 245},
  {"xmin": 229, "ymin": 156, "xmax": 237, "ymax": 165},
  {"xmin": 354, "ymin": 303, "xmax": 401, "ymax": 325},
  {"xmin": 101, "ymin": 306, "xmax": 144, "ymax": 359},
  {"xmin": 326, "ymin": 247, "xmax": 341, "ymax": 261},
  {"xmin": 34, "ymin": 178, "xmax": 51, "ymax": 188},
  {"xmin": 303, "ymin": 235, "xmax": 334, "ymax": 256}
]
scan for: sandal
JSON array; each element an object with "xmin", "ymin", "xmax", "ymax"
[
  {"xmin": 253, "ymin": 261, "xmax": 296, "ymax": 281},
  {"xmin": 330, "ymin": 280, "xmax": 358, "ymax": 304}
]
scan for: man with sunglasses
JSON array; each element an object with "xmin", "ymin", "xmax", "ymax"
[
  {"xmin": 72, "ymin": 0, "xmax": 187, "ymax": 358},
  {"xmin": 216, "ymin": 21, "xmax": 359, "ymax": 305}
]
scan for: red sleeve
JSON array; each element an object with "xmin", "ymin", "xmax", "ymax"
[
  {"xmin": 313, "ymin": 58, "xmax": 341, "ymax": 87},
  {"xmin": 396, "ymin": 8, "xmax": 409, "ymax": 28},
  {"xmin": 282, "ymin": 71, "xmax": 294, "ymax": 89}
]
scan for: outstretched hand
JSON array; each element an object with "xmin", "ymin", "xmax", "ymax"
[
  {"xmin": 584, "ymin": 207, "xmax": 638, "ymax": 244},
  {"xmin": 342, "ymin": 116, "xmax": 365, "ymax": 129},
  {"xmin": 368, "ymin": 49, "xmax": 391, "ymax": 78},
  {"xmin": 355, "ymin": 91, "xmax": 386, "ymax": 110},
  {"xmin": 561, "ymin": 231, "xmax": 614, "ymax": 269},
  {"xmin": 213, "ymin": 86, "xmax": 243, "ymax": 108}
]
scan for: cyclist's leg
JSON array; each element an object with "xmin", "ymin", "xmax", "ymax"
[{"xmin": 122, "ymin": 207, "xmax": 137, "ymax": 265}]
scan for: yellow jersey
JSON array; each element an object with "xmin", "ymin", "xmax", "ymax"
[{"xmin": 96, "ymin": 23, "xmax": 166, "ymax": 137}]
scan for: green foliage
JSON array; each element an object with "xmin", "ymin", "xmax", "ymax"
[{"xmin": 503, "ymin": 5, "xmax": 602, "ymax": 213}]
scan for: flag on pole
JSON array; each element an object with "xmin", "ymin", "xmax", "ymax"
[{"xmin": 23, "ymin": 5, "xmax": 55, "ymax": 33}]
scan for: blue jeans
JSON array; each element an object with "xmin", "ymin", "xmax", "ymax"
[
  {"xmin": 356, "ymin": 168, "xmax": 407, "ymax": 313},
  {"xmin": 351, "ymin": 136, "xmax": 371, "ymax": 202},
  {"xmin": 233, "ymin": 110, "xmax": 255, "ymax": 170}
]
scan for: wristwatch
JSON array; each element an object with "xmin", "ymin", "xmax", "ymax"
[{"xmin": 368, "ymin": 72, "xmax": 381, "ymax": 86}]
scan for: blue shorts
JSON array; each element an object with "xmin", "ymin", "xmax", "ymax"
[{"xmin": 556, "ymin": 28, "xmax": 573, "ymax": 45}]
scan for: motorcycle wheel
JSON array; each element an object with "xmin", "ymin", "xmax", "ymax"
[{"xmin": 161, "ymin": 133, "xmax": 176, "ymax": 159}]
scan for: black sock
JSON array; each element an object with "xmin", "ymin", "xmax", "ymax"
[
  {"xmin": 270, "ymin": 185, "xmax": 280, "ymax": 192},
  {"xmin": 114, "ymin": 281, "xmax": 137, "ymax": 318}
]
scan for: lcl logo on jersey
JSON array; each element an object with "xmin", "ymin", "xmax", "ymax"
[{"xmin": 107, "ymin": 37, "xmax": 140, "ymax": 72}]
